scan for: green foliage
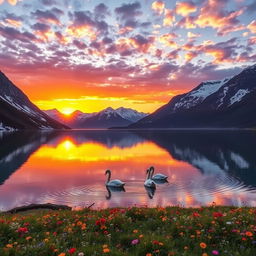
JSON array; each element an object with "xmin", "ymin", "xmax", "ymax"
[{"xmin": 0, "ymin": 206, "xmax": 255, "ymax": 255}]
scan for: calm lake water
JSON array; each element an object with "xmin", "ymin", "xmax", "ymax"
[{"xmin": 0, "ymin": 130, "xmax": 255, "ymax": 210}]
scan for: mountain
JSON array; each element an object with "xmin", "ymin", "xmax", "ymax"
[
  {"xmin": 0, "ymin": 71, "xmax": 69, "ymax": 130},
  {"xmin": 44, "ymin": 107, "xmax": 148, "ymax": 129},
  {"xmin": 130, "ymin": 64, "xmax": 256, "ymax": 128}
]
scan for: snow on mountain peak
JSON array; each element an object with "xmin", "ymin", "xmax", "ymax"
[{"xmin": 174, "ymin": 77, "xmax": 231, "ymax": 111}]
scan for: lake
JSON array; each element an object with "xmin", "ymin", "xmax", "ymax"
[{"xmin": 0, "ymin": 130, "xmax": 255, "ymax": 211}]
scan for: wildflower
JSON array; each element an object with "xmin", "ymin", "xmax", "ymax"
[
  {"xmin": 78, "ymin": 253, "xmax": 84, "ymax": 256},
  {"xmin": 133, "ymin": 229, "xmax": 138, "ymax": 233},
  {"xmin": 212, "ymin": 250, "xmax": 219, "ymax": 255},
  {"xmin": 6, "ymin": 244, "xmax": 13, "ymax": 248},
  {"xmin": 103, "ymin": 248, "xmax": 110, "ymax": 253},
  {"xmin": 146, "ymin": 254, "xmax": 153, "ymax": 256},
  {"xmin": 131, "ymin": 239, "xmax": 139, "ymax": 245},
  {"xmin": 193, "ymin": 212, "xmax": 201, "ymax": 217},
  {"xmin": 184, "ymin": 246, "xmax": 188, "ymax": 250},
  {"xmin": 213, "ymin": 212, "xmax": 223, "ymax": 218},
  {"xmin": 17, "ymin": 227, "xmax": 28, "ymax": 233},
  {"xmin": 69, "ymin": 248, "xmax": 76, "ymax": 254},
  {"xmin": 58, "ymin": 253, "xmax": 66, "ymax": 256},
  {"xmin": 26, "ymin": 236, "xmax": 32, "ymax": 241},
  {"xmin": 202, "ymin": 253, "xmax": 208, "ymax": 256},
  {"xmin": 245, "ymin": 231, "xmax": 253, "ymax": 237},
  {"xmin": 200, "ymin": 242, "xmax": 207, "ymax": 249}
]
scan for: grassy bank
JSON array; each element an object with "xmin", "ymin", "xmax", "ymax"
[{"xmin": 0, "ymin": 206, "xmax": 255, "ymax": 256}]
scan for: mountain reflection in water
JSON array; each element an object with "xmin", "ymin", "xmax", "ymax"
[{"xmin": 0, "ymin": 130, "xmax": 255, "ymax": 211}]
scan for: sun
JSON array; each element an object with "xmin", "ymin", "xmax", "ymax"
[{"xmin": 60, "ymin": 108, "xmax": 75, "ymax": 116}]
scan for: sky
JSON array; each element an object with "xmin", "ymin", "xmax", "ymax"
[{"xmin": 0, "ymin": 0, "xmax": 255, "ymax": 114}]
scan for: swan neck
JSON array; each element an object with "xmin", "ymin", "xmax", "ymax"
[{"xmin": 106, "ymin": 171, "xmax": 111, "ymax": 182}]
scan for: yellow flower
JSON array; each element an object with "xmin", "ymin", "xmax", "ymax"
[
  {"xmin": 103, "ymin": 244, "xmax": 108, "ymax": 249},
  {"xmin": 200, "ymin": 242, "xmax": 207, "ymax": 249}
]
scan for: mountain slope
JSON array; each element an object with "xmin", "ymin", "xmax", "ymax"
[
  {"xmin": 44, "ymin": 107, "xmax": 148, "ymax": 129},
  {"xmin": 0, "ymin": 71, "xmax": 69, "ymax": 130},
  {"xmin": 130, "ymin": 64, "xmax": 256, "ymax": 128}
]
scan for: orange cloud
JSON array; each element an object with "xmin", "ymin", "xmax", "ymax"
[
  {"xmin": 159, "ymin": 33, "xmax": 178, "ymax": 48},
  {"xmin": 247, "ymin": 20, "xmax": 256, "ymax": 34},
  {"xmin": 0, "ymin": 0, "xmax": 19, "ymax": 4},
  {"xmin": 194, "ymin": 0, "xmax": 244, "ymax": 35},
  {"xmin": 5, "ymin": 18, "xmax": 22, "ymax": 27},
  {"xmin": 185, "ymin": 51, "xmax": 198, "ymax": 62},
  {"xmin": 152, "ymin": 1, "xmax": 165, "ymax": 15},
  {"xmin": 163, "ymin": 9, "xmax": 175, "ymax": 26},
  {"xmin": 66, "ymin": 25, "xmax": 96, "ymax": 40},
  {"xmin": 176, "ymin": 1, "xmax": 197, "ymax": 16}
]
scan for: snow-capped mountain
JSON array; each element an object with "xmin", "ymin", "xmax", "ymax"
[
  {"xmin": 44, "ymin": 107, "xmax": 148, "ymax": 129},
  {"xmin": 130, "ymin": 63, "xmax": 256, "ymax": 128},
  {"xmin": 0, "ymin": 71, "xmax": 68, "ymax": 130}
]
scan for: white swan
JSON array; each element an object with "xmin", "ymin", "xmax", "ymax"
[
  {"xmin": 150, "ymin": 166, "xmax": 168, "ymax": 181},
  {"xmin": 144, "ymin": 169, "xmax": 156, "ymax": 188},
  {"xmin": 105, "ymin": 170, "xmax": 125, "ymax": 188}
]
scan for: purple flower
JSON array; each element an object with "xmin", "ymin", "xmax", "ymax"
[
  {"xmin": 131, "ymin": 239, "xmax": 139, "ymax": 245},
  {"xmin": 212, "ymin": 250, "xmax": 219, "ymax": 255}
]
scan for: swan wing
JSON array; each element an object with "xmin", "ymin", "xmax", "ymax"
[
  {"xmin": 107, "ymin": 179, "xmax": 125, "ymax": 187},
  {"xmin": 152, "ymin": 173, "xmax": 168, "ymax": 180}
]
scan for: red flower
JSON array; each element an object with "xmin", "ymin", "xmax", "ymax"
[
  {"xmin": 17, "ymin": 227, "xmax": 28, "ymax": 233},
  {"xmin": 193, "ymin": 212, "xmax": 200, "ymax": 217},
  {"xmin": 57, "ymin": 220, "xmax": 63, "ymax": 225},
  {"xmin": 100, "ymin": 218, "xmax": 106, "ymax": 225},
  {"xmin": 69, "ymin": 248, "xmax": 76, "ymax": 254},
  {"xmin": 213, "ymin": 212, "xmax": 223, "ymax": 218}
]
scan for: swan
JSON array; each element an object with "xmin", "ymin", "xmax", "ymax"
[
  {"xmin": 144, "ymin": 169, "xmax": 156, "ymax": 188},
  {"xmin": 105, "ymin": 170, "xmax": 125, "ymax": 188},
  {"xmin": 150, "ymin": 166, "xmax": 168, "ymax": 181}
]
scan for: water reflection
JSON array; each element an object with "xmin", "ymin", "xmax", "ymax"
[{"xmin": 0, "ymin": 130, "xmax": 255, "ymax": 210}]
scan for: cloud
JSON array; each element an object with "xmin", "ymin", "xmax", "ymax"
[
  {"xmin": 0, "ymin": 26, "xmax": 37, "ymax": 42},
  {"xmin": 247, "ymin": 20, "xmax": 256, "ymax": 34},
  {"xmin": 194, "ymin": 0, "xmax": 245, "ymax": 35},
  {"xmin": 115, "ymin": 2, "xmax": 141, "ymax": 28},
  {"xmin": 163, "ymin": 9, "xmax": 175, "ymax": 26},
  {"xmin": 151, "ymin": 1, "xmax": 165, "ymax": 15},
  {"xmin": 176, "ymin": 1, "xmax": 197, "ymax": 16},
  {"xmin": 33, "ymin": 9, "xmax": 61, "ymax": 25}
]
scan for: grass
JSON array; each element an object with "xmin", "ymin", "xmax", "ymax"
[{"xmin": 0, "ymin": 206, "xmax": 255, "ymax": 256}]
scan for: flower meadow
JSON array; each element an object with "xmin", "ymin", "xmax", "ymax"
[{"xmin": 0, "ymin": 206, "xmax": 255, "ymax": 256}]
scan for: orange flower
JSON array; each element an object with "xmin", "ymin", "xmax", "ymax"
[
  {"xmin": 200, "ymin": 242, "xmax": 207, "ymax": 249},
  {"xmin": 245, "ymin": 231, "xmax": 253, "ymax": 237},
  {"xmin": 103, "ymin": 248, "xmax": 110, "ymax": 253},
  {"xmin": 58, "ymin": 253, "xmax": 66, "ymax": 256},
  {"xmin": 146, "ymin": 254, "xmax": 152, "ymax": 256},
  {"xmin": 202, "ymin": 253, "xmax": 208, "ymax": 256},
  {"xmin": 6, "ymin": 244, "xmax": 13, "ymax": 248}
]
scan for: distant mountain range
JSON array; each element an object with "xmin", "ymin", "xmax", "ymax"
[
  {"xmin": 0, "ymin": 71, "xmax": 68, "ymax": 131},
  {"xmin": 44, "ymin": 107, "xmax": 148, "ymax": 129},
  {"xmin": 130, "ymin": 64, "xmax": 256, "ymax": 128}
]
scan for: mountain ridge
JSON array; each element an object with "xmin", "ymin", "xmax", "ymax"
[
  {"xmin": 44, "ymin": 107, "xmax": 148, "ymax": 129},
  {"xmin": 0, "ymin": 71, "xmax": 69, "ymax": 131},
  {"xmin": 129, "ymin": 64, "xmax": 256, "ymax": 128}
]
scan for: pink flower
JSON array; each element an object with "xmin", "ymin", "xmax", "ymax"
[
  {"xmin": 131, "ymin": 239, "xmax": 139, "ymax": 245},
  {"xmin": 212, "ymin": 250, "xmax": 219, "ymax": 255}
]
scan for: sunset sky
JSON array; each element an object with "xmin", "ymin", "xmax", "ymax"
[{"xmin": 0, "ymin": 0, "xmax": 255, "ymax": 114}]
